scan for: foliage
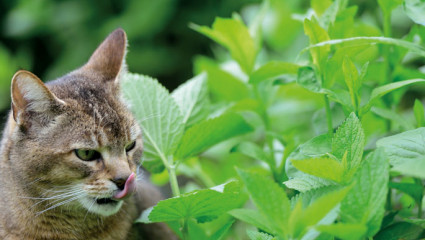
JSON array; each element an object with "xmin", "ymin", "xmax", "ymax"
[
  {"xmin": 5, "ymin": 0, "xmax": 425, "ymax": 239},
  {"xmin": 119, "ymin": 0, "xmax": 425, "ymax": 238}
]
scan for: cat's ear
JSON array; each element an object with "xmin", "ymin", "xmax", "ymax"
[
  {"xmin": 82, "ymin": 28, "xmax": 127, "ymax": 81},
  {"xmin": 11, "ymin": 70, "xmax": 65, "ymax": 125}
]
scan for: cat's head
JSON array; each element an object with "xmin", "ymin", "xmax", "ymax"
[{"xmin": 8, "ymin": 29, "xmax": 142, "ymax": 217}]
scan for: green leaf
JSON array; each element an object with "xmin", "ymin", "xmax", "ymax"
[
  {"xmin": 247, "ymin": 231, "xmax": 276, "ymax": 240},
  {"xmin": 175, "ymin": 113, "xmax": 253, "ymax": 160},
  {"xmin": 232, "ymin": 142, "xmax": 274, "ymax": 169},
  {"xmin": 378, "ymin": 0, "xmax": 403, "ymax": 15},
  {"xmin": 229, "ymin": 209, "xmax": 274, "ymax": 234},
  {"xmin": 290, "ymin": 187, "xmax": 351, "ymax": 238},
  {"xmin": 285, "ymin": 134, "xmax": 336, "ymax": 192},
  {"xmin": 389, "ymin": 182, "xmax": 423, "ymax": 205},
  {"xmin": 375, "ymin": 222, "xmax": 424, "ymax": 240},
  {"xmin": 191, "ymin": 17, "xmax": 257, "ymax": 73},
  {"xmin": 249, "ymin": 61, "xmax": 299, "ymax": 84},
  {"xmin": 137, "ymin": 181, "xmax": 242, "ymax": 223},
  {"xmin": 377, "ymin": 127, "xmax": 425, "ymax": 178},
  {"xmin": 319, "ymin": 0, "xmax": 348, "ymax": 30},
  {"xmin": 340, "ymin": 148, "xmax": 389, "ymax": 237},
  {"xmin": 297, "ymin": 66, "xmax": 322, "ymax": 93},
  {"xmin": 237, "ymin": 169, "xmax": 290, "ymax": 236},
  {"xmin": 332, "ymin": 112, "xmax": 365, "ymax": 171},
  {"xmin": 121, "ymin": 73, "xmax": 184, "ymax": 171},
  {"xmin": 404, "ymin": 218, "xmax": 425, "ymax": 228},
  {"xmin": 187, "ymin": 219, "xmax": 209, "ymax": 240},
  {"xmin": 194, "ymin": 56, "xmax": 250, "ymax": 102},
  {"xmin": 171, "ymin": 73, "xmax": 209, "ymax": 128},
  {"xmin": 210, "ymin": 220, "xmax": 235, "ymax": 240},
  {"xmin": 304, "ymin": 17, "xmax": 330, "ymax": 71},
  {"xmin": 311, "ymin": 0, "xmax": 333, "ymax": 16},
  {"xmin": 403, "ymin": 0, "xmax": 425, "ymax": 26},
  {"xmin": 362, "ymin": 79, "xmax": 425, "ymax": 113},
  {"xmin": 284, "ymin": 176, "xmax": 337, "ymax": 193},
  {"xmin": 371, "ymin": 106, "xmax": 414, "ymax": 131},
  {"xmin": 316, "ymin": 223, "xmax": 367, "ymax": 240},
  {"xmin": 291, "ymin": 157, "xmax": 345, "ymax": 183},
  {"xmin": 342, "ymin": 57, "xmax": 360, "ymax": 111},
  {"xmin": 414, "ymin": 99, "xmax": 425, "ymax": 128},
  {"xmin": 300, "ymin": 37, "xmax": 425, "ymax": 59}
]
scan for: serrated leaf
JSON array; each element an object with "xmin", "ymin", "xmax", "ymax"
[
  {"xmin": 403, "ymin": 0, "xmax": 425, "ymax": 26},
  {"xmin": 171, "ymin": 73, "xmax": 209, "ymax": 128},
  {"xmin": 175, "ymin": 113, "xmax": 253, "ymax": 160},
  {"xmin": 237, "ymin": 169, "xmax": 290, "ymax": 236},
  {"xmin": 414, "ymin": 99, "xmax": 425, "ymax": 128},
  {"xmin": 377, "ymin": 127, "xmax": 425, "ymax": 178},
  {"xmin": 340, "ymin": 148, "xmax": 389, "ymax": 237},
  {"xmin": 121, "ymin": 73, "xmax": 184, "ymax": 171},
  {"xmin": 316, "ymin": 223, "xmax": 367, "ymax": 240},
  {"xmin": 191, "ymin": 17, "xmax": 257, "ymax": 73},
  {"xmin": 362, "ymin": 79, "xmax": 425, "ymax": 114},
  {"xmin": 284, "ymin": 176, "xmax": 337, "ymax": 193},
  {"xmin": 291, "ymin": 157, "xmax": 345, "ymax": 183},
  {"xmin": 249, "ymin": 61, "xmax": 299, "ymax": 84},
  {"xmin": 332, "ymin": 112, "xmax": 365, "ymax": 171},
  {"xmin": 247, "ymin": 231, "xmax": 276, "ymax": 240},
  {"xmin": 297, "ymin": 66, "xmax": 322, "ymax": 93},
  {"xmin": 290, "ymin": 187, "xmax": 351, "ymax": 238},
  {"xmin": 285, "ymin": 134, "xmax": 336, "ymax": 192},
  {"xmin": 229, "ymin": 209, "xmax": 274, "ymax": 234},
  {"xmin": 137, "ymin": 181, "xmax": 242, "ymax": 223}
]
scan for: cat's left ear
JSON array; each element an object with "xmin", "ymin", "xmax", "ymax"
[
  {"xmin": 82, "ymin": 28, "xmax": 127, "ymax": 82},
  {"xmin": 11, "ymin": 70, "xmax": 66, "ymax": 125}
]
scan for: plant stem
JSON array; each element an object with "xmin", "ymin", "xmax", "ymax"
[
  {"xmin": 324, "ymin": 95, "xmax": 333, "ymax": 135},
  {"xmin": 180, "ymin": 218, "xmax": 189, "ymax": 240},
  {"xmin": 168, "ymin": 164, "xmax": 180, "ymax": 197}
]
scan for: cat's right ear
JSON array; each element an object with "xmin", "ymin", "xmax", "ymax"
[{"xmin": 11, "ymin": 70, "xmax": 65, "ymax": 125}]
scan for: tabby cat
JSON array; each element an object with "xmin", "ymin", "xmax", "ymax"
[{"xmin": 0, "ymin": 29, "xmax": 176, "ymax": 240}]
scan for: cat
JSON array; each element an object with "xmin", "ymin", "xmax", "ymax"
[{"xmin": 0, "ymin": 29, "xmax": 176, "ymax": 240}]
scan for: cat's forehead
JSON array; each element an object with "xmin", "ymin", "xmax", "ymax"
[{"xmin": 46, "ymin": 72, "xmax": 140, "ymax": 146}]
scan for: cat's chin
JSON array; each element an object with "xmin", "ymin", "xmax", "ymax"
[{"xmin": 78, "ymin": 196, "xmax": 124, "ymax": 217}]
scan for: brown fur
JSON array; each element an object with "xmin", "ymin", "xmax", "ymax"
[{"xmin": 0, "ymin": 29, "xmax": 176, "ymax": 240}]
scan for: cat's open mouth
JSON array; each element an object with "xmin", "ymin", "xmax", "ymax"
[{"xmin": 96, "ymin": 197, "xmax": 119, "ymax": 205}]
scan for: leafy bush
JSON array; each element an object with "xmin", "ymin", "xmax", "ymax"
[{"xmin": 120, "ymin": 0, "xmax": 425, "ymax": 239}]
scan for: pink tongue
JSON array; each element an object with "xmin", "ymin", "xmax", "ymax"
[{"xmin": 113, "ymin": 173, "xmax": 136, "ymax": 200}]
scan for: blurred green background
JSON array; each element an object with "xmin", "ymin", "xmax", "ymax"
[
  {"xmin": 0, "ymin": 0, "xmax": 415, "ymax": 129},
  {"xmin": 0, "ymin": 0, "xmax": 261, "ymax": 126}
]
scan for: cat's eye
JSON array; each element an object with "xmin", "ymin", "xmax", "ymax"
[
  {"xmin": 74, "ymin": 149, "xmax": 101, "ymax": 161},
  {"xmin": 125, "ymin": 141, "xmax": 136, "ymax": 152}
]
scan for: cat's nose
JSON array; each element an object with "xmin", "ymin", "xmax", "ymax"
[
  {"xmin": 112, "ymin": 177, "xmax": 127, "ymax": 190},
  {"xmin": 112, "ymin": 173, "xmax": 136, "ymax": 200}
]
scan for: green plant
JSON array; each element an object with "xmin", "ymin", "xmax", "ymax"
[{"xmin": 121, "ymin": 0, "xmax": 425, "ymax": 239}]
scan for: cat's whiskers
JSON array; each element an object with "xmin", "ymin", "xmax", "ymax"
[
  {"xmin": 36, "ymin": 194, "xmax": 83, "ymax": 216},
  {"xmin": 83, "ymin": 197, "xmax": 97, "ymax": 221},
  {"xmin": 27, "ymin": 186, "xmax": 86, "ymax": 210}
]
